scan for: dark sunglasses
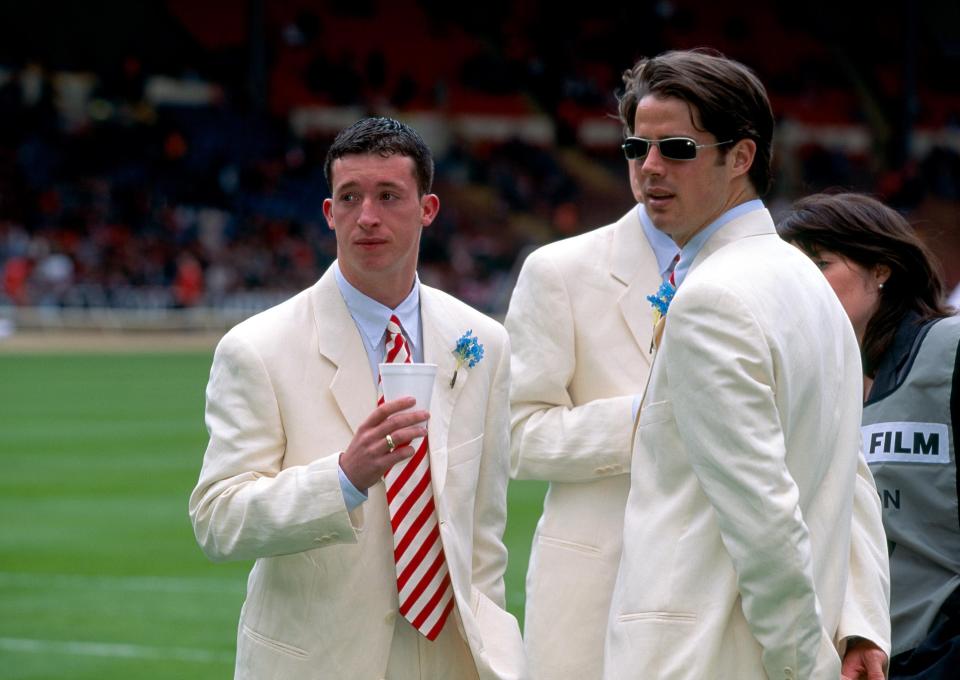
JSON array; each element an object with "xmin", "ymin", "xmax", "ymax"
[{"xmin": 621, "ymin": 136, "xmax": 733, "ymax": 162}]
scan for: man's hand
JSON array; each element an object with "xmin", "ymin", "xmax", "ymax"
[
  {"xmin": 339, "ymin": 397, "xmax": 429, "ymax": 491},
  {"xmin": 841, "ymin": 637, "xmax": 888, "ymax": 680}
]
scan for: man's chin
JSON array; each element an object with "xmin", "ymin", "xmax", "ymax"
[{"xmin": 648, "ymin": 216, "xmax": 679, "ymax": 239}]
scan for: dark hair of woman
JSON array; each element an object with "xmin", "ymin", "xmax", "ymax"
[{"xmin": 777, "ymin": 192, "xmax": 952, "ymax": 375}]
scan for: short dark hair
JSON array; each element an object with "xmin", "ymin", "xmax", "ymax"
[
  {"xmin": 777, "ymin": 192, "xmax": 952, "ymax": 374},
  {"xmin": 617, "ymin": 48, "xmax": 775, "ymax": 196},
  {"xmin": 323, "ymin": 117, "xmax": 434, "ymax": 196}
]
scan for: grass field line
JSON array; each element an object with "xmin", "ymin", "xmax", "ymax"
[
  {"xmin": 0, "ymin": 571, "xmax": 244, "ymax": 594},
  {"xmin": 0, "ymin": 636, "xmax": 234, "ymax": 663}
]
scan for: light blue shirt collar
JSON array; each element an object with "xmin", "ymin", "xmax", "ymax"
[
  {"xmin": 672, "ymin": 199, "xmax": 765, "ymax": 288},
  {"xmin": 638, "ymin": 203, "xmax": 681, "ymax": 282},
  {"xmin": 333, "ymin": 261, "xmax": 422, "ymax": 368}
]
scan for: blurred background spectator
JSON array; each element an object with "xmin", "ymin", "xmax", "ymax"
[{"xmin": 0, "ymin": 0, "xmax": 958, "ymax": 319}]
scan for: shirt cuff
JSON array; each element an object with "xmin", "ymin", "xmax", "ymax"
[{"xmin": 338, "ymin": 464, "xmax": 368, "ymax": 512}]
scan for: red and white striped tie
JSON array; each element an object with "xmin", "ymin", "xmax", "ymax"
[
  {"xmin": 668, "ymin": 252, "xmax": 680, "ymax": 288},
  {"xmin": 378, "ymin": 314, "xmax": 453, "ymax": 641}
]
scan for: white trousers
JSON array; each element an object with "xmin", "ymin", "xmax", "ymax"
[{"xmin": 383, "ymin": 612, "xmax": 480, "ymax": 680}]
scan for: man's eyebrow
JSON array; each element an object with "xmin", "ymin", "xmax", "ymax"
[{"xmin": 335, "ymin": 179, "xmax": 407, "ymax": 192}]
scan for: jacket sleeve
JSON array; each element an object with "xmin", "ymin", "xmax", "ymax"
[
  {"xmin": 664, "ymin": 281, "xmax": 830, "ymax": 679},
  {"xmin": 188, "ymin": 331, "xmax": 357, "ymax": 562},
  {"xmin": 836, "ymin": 454, "xmax": 892, "ymax": 655},
  {"xmin": 505, "ymin": 250, "xmax": 634, "ymax": 483}
]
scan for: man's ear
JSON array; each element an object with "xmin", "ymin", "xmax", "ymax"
[
  {"xmin": 322, "ymin": 198, "xmax": 335, "ymax": 231},
  {"xmin": 728, "ymin": 138, "xmax": 756, "ymax": 180},
  {"xmin": 420, "ymin": 194, "xmax": 440, "ymax": 227}
]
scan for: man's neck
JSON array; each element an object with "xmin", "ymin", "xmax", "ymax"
[
  {"xmin": 340, "ymin": 270, "xmax": 416, "ymax": 310},
  {"xmin": 674, "ymin": 188, "xmax": 758, "ymax": 249}
]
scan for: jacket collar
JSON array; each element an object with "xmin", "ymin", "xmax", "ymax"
[{"xmin": 687, "ymin": 206, "xmax": 775, "ymax": 278}]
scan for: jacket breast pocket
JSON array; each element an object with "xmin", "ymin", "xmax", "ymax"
[
  {"xmin": 444, "ymin": 433, "xmax": 484, "ymax": 492},
  {"xmin": 447, "ymin": 433, "xmax": 483, "ymax": 468}
]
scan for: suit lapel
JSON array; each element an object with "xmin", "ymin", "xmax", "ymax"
[
  {"xmin": 420, "ymin": 286, "xmax": 469, "ymax": 497},
  {"xmin": 611, "ymin": 207, "xmax": 660, "ymax": 366},
  {"xmin": 310, "ymin": 267, "xmax": 378, "ymax": 434}
]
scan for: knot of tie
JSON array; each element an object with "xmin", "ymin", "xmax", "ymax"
[{"xmin": 384, "ymin": 315, "xmax": 411, "ymax": 365}]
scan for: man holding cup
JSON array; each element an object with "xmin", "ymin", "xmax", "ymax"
[{"xmin": 189, "ymin": 117, "xmax": 525, "ymax": 680}]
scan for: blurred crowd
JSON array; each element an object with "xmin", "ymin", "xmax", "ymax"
[{"xmin": 1, "ymin": 0, "xmax": 958, "ymax": 315}]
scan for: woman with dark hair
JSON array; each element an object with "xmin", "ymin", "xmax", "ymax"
[{"xmin": 779, "ymin": 192, "xmax": 960, "ymax": 679}]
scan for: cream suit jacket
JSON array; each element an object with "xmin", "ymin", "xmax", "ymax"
[
  {"xmin": 189, "ymin": 266, "xmax": 527, "ymax": 680},
  {"xmin": 603, "ymin": 209, "xmax": 885, "ymax": 680},
  {"xmin": 507, "ymin": 207, "xmax": 890, "ymax": 680},
  {"xmin": 506, "ymin": 207, "xmax": 659, "ymax": 680}
]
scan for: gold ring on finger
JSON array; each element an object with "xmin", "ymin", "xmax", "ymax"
[{"xmin": 385, "ymin": 434, "xmax": 396, "ymax": 452}]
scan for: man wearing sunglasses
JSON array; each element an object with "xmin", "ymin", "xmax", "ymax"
[
  {"xmin": 507, "ymin": 48, "xmax": 890, "ymax": 680},
  {"xmin": 602, "ymin": 49, "xmax": 892, "ymax": 680}
]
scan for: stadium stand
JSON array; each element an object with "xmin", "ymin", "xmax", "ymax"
[{"xmin": 0, "ymin": 0, "xmax": 958, "ymax": 330}]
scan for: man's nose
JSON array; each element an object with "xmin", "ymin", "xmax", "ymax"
[
  {"xmin": 357, "ymin": 198, "xmax": 380, "ymax": 227},
  {"xmin": 639, "ymin": 145, "xmax": 665, "ymax": 176}
]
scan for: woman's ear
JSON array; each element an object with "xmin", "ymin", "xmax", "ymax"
[{"xmin": 875, "ymin": 263, "xmax": 891, "ymax": 289}]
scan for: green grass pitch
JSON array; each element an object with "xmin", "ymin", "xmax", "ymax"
[{"xmin": 0, "ymin": 351, "xmax": 546, "ymax": 678}]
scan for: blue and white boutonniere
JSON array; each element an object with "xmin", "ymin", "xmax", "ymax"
[
  {"xmin": 451, "ymin": 330, "xmax": 484, "ymax": 387},
  {"xmin": 646, "ymin": 282, "xmax": 676, "ymax": 352},
  {"xmin": 646, "ymin": 281, "xmax": 675, "ymax": 318}
]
